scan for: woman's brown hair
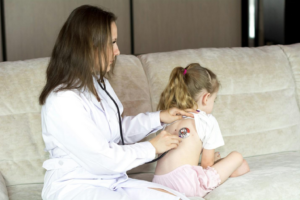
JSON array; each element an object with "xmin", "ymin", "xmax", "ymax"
[
  {"xmin": 157, "ymin": 63, "xmax": 220, "ymax": 110},
  {"xmin": 39, "ymin": 5, "xmax": 117, "ymax": 105}
]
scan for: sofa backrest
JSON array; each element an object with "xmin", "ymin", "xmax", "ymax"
[{"xmin": 138, "ymin": 44, "xmax": 300, "ymax": 158}]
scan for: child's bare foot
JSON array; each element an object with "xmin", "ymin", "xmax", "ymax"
[{"xmin": 214, "ymin": 152, "xmax": 221, "ymax": 162}]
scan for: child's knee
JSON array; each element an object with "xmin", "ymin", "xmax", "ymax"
[
  {"xmin": 241, "ymin": 159, "xmax": 250, "ymax": 172},
  {"xmin": 229, "ymin": 151, "xmax": 243, "ymax": 164}
]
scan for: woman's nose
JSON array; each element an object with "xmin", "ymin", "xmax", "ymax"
[{"xmin": 114, "ymin": 45, "xmax": 120, "ymax": 56}]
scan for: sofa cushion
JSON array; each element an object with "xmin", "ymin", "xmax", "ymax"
[
  {"xmin": 130, "ymin": 151, "xmax": 300, "ymax": 199},
  {"xmin": 0, "ymin": 58, "xmax": 49, "ymax": 186},
  {"xmin": 7, "ymin": 184, "xmax": 43, "ymax": 200},
  {"xmin": 205, "ymin": 151, "xmax": 300, "ymax": 200},
  {"xmin": 0, "ymin": 171, "xmax": 8, "ymax": 200},
  {"xmin": 138, "ymin": 45, "xmax": 300, "ymax": 157},
  {"xmin": 108, "ymin": 55, "xmax": 153, "ymax": 117}
]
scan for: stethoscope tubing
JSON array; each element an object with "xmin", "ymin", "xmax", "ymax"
[{"xmin": 98, "ymin": 80, "xmax": 125, "ymax": 145}]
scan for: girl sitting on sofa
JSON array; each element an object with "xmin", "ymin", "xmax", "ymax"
[{"xmin": 152, "ymin": 63, "xmax": 250, "ymax": 197}]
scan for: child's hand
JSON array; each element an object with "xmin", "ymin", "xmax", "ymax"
[{"xmin": 214, "ymin": 152, "xmax": 221, "ymax": 162}]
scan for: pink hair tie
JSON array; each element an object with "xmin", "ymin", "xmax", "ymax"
[{"xmin": 183, "ymin": 69, "xmax": 187, "ymax": 75}]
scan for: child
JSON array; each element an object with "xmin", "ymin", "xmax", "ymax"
[{"xmin": 153, "ymin": 63, "xmax": 250, "ymax": 197}]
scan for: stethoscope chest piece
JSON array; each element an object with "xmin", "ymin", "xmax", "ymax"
[{"xmin": 179, "ymin": 127, "xmax": 190, "ymax": 139}]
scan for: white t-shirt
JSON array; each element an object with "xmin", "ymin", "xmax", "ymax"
[{"xmin": 193, "ymin": 111, "xmax": 224, "ymax": 150}]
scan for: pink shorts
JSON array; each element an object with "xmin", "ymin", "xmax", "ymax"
[{"xmin": 152, "ymin": 164, "xmax": 221, "ymax": 197}]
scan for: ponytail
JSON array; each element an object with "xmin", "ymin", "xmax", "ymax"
[{"xmin": 157, "ymin": 67, "xmax": 197, "ymax": 110}]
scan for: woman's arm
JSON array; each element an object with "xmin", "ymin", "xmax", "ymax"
[
  {"xmin": 121, "ymin": 111, "xmax": 163, "ymax": 144},
  {"xmin": 44, "ymin": 91, "xmax": 157, "ymax": 175},
  {"xmin": 121, "ymin": 108, "xmax": 197, "ymax": 144}
]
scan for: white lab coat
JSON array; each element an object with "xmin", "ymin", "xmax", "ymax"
[{"xmin": 41, "ymin": 78, "xmax": 189, "ymax": 200}]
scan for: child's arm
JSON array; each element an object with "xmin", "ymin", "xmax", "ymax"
[{"xmin": 201, "ymin": 148, "xmax": 215, "ymax": 168}]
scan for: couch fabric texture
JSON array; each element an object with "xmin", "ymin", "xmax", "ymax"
[
  {"xmin": 0, "ymin": 171, "xmax": 8, "ymax": 200},
  {"xmin": 0, "ymin": 44, "xmax": 300, "ymax": 200}
]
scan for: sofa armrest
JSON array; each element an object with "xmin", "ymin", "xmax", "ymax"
[{"xmin": 0, "ymin": 171, "xmax": 9, "ymax": 200}]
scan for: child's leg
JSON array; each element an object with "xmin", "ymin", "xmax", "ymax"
[
  {"xmin": 212, "ymin": 151, "xmax": 244, "ymax": 184},
  {"xmin": 230, "ymin": 159, "xmax": 250, "ymax": 177},
  {"xmin": 148, "ymin": 188, "xmax": 176, "ymax": 196}
]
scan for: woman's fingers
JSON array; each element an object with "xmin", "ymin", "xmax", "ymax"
[
  {"xmin": 167, "ymin": 136, "xmax": 182, "ymax": 150},
  {"xmin": 184, "ymin": 108, "xmax": 199, "ymax": 113},
  {"xmin": 172, "ymin": 109, "xmax": 195, "ymax": 118},
  {"xmin": 150, "ymin": 130, "xmax": 183, "ymax": 153},
  {"xmin": 164, "ymin": 132, "xmax": 182, "ymax": 147},
  {"xmin": 161, "ymin": 107, "xmax": 198, "ymax": 123},
  {"xmin": 169, "ymin": 143, "xmax": 179, "ymax": 149},
  {"xmin": 170, "ymin": 136, "xmax": 182, "ymax": 145}
]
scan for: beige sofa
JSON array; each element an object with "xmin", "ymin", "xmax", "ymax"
[{"xmin": 1, "ymin": 44, "xmax": 300, "ymax": 200}]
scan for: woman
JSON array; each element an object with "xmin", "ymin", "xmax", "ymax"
[{"xmin": 39, "ymin": 5, "xmax": 195, "ymax": 200}]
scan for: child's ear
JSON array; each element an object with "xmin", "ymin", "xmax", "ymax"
[{"xmin": 202, "ymin": 93, "xmax": 211, "ymax": 106}]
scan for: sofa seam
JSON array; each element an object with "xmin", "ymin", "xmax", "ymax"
[
  {"xmin": 137, "ymin": 55, "xmax": 154, "ymax": 112},
  {"xmin": 278, "ymin": 45, "xmax": 300, "ymax": 110},
  {"xmin": 212, "ymin": 85, "xmax": 295, "ymax": 96},
  {"xmin": 222, "ymin": 122, "xmax": 300, "ymax": 137},
  {"xmin": 0, "ymin": 111, "xmax": 40, "ymax": 117},
  {"xmin": 242, "ymin": 150, "xmax": 300, "ymax": 159},
  {"xmin": 6, "ymin": 182, "xmax": 44, "ymax": 187}
]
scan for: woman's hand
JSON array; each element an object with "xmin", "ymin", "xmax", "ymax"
[
  {"xmin": 149, "ymin": 130, "xmax": 182, "ymax": 154},
  {"xmin": 160, "ymin": 107, "xmax": 198, "ymax": 124}
]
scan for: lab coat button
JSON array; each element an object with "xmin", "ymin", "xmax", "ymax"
[{"xmin": 59, "ymin": 160, "xmax": 63, "ymax": 166}]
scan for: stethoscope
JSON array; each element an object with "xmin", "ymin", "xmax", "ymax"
[{"xmin": 98, "ymin": 80, "xmax": 190, "ymax": 164}]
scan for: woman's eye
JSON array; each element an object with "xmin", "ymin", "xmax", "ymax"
[{"xmin": 112, "ymin": 40, "xmax": 117, "ymax": 44}]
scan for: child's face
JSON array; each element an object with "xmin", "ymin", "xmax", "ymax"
[{"xmin": 205, "ymin": 92, "xmax": 217, "ymax": 114}]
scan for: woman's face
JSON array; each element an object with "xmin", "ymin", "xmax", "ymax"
[
  {"xmin": 106, "ymin": 22, "xmax": 120, "ymax": 72},
  {"xmin": 95, "ymin": 22, "xmax": 120, "ymax": 73}
]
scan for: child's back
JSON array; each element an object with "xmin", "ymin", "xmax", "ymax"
[
  {"xmin": 155, "ymin": 118, "xmax": 202, "ymax": 175},
  {"xmin": 153, "ymin": 113, "xmax": 223, "ymax": 197}
]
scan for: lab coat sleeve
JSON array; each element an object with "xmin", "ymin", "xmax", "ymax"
[
  {"xmin": 45, "ymin": 91, "xmax": 156, "ymax": 175},
  {"xmin": 121, "ymin": 111, "xmax": 163, "ymax": 144}
]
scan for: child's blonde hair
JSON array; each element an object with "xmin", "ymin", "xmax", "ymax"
[{"xmin": 157, "ymin": 63, "xmax": 220, "ymax": 110}]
